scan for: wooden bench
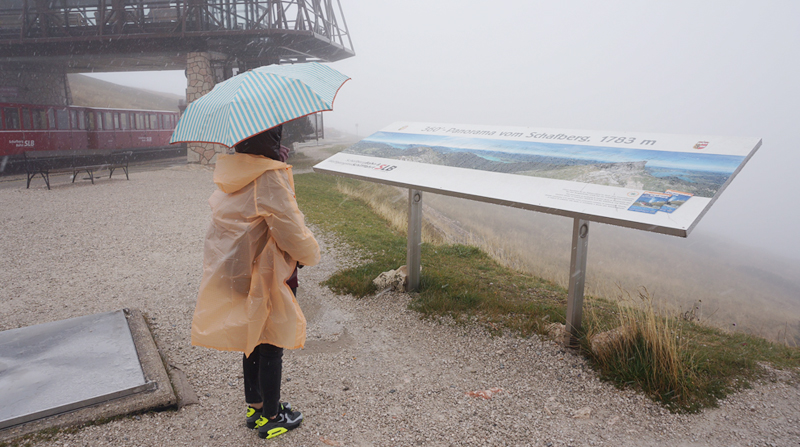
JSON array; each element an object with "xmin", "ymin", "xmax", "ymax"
[{"xmin": 24, "ymin": 150, "xmax": 131, "ymax": 190}]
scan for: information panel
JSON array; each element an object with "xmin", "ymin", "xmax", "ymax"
[{"xmin": 313, "ymin": 122, "xmax": 761, "ymax": 237}]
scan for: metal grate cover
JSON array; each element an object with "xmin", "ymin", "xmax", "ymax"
[{"xmin": 0, "ymin": 310, "xmax": 151, "ymax": 429}]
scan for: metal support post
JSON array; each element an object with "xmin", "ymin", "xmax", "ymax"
[
  {"xmin": 565, "ymin": 218, "xmax": 590, "ymax": 347},
  {"xmin": 406, "ymin": 189, "xmax": 423, "ymax": 292}
]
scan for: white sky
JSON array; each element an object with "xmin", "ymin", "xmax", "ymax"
[{"xmin": 85, "ymin": 0, "xmax": 800, "ymax": 260}]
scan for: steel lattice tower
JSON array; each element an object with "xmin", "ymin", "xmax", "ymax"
[{"xmin": 0, "ymin": 0, "xmax": 355, "ymax": 71}]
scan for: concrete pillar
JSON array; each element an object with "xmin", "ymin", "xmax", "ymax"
[
  {"xmin": 185, "ymin": 52, "xmax": 227, "ymax": 165},
  {"xmin": 0, "ymin": 63, "xmax": 72, "ymax": 106}
]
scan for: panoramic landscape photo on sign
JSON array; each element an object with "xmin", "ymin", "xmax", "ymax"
[{"xmin": 313, "ymin": 122, "xmax": 761, "ymax": 237}]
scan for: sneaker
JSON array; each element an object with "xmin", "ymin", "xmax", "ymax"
[
  {"xmin": 255, "ymin": 404, "xmax": 303, "ymax": 439},
  {"xmin": 245, "ymin": 406, "xmax": 262, "ymax": 429},
  {"xmin": 246, "ymin": 402, "xmax": 291, "ymax": 429}
]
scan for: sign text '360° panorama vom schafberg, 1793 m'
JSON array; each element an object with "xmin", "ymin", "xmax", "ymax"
[{"xmin": 420, "ymin": 126, "xmax": 658, "ymax": 146}]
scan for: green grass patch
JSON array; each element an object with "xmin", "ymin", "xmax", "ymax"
[
  {"xmin": 296, "ymin": 173, "xmax": 407, "ymax": 297},
  {"xmin": 295, "ymin": 172, "xmax": 800, "ymax": 413},
  {"xmin": 296, "ymin": 173, "xmax": 566, "ymax": 333},
  {"xmin": 417, "ymin": 244, "xmax": 565, "ymax": 334}
]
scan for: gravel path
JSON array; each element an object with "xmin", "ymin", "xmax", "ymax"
[{"xmin": 1, "ymin": 165, "xmax": 798, "ymax": 446}]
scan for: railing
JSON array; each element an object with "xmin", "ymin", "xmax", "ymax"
[{"xmin": 0, "ymin": 0, "xmax": 353, "ymax": 54}]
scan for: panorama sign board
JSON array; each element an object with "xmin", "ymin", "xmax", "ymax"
[{"xmin": 313, "ymin": 122, "xmax": 762, "ymax": 237}]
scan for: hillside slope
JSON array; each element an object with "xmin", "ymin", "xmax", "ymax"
[{"xmin": 68, "ymin": 74, "xmax": 182, "ymax": 111}]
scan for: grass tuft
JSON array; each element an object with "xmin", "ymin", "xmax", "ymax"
[
  {"xmin": 584, "ymin": 288, "xmax": 800, "ymax": 412},
  {"xmin": 585, "ymin": 289, "xmax": 702, "ymax": 412}
]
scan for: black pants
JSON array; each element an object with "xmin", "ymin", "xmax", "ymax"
[
  {"xmin": 243, "ymin": 343, "xmax": 283, "ymax": 417},
  {"xmin": 242, "ymin": 287, "xmax": 295, "ymax": 418}
]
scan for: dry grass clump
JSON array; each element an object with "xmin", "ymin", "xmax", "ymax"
[{"xmin": 586, "ymin": 289, "xmax": 701, "ymax": 411}]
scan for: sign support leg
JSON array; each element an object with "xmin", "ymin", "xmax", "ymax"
[
  {"xmin": 406, "ymin": 189, "xmax": 423, "ymax": 292},
  {"xmin": 566, "ymin": 218, "xmax": 590, "ymax": 347}
]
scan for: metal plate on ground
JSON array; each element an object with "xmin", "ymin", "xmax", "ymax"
[{"xmin": 0, "ymin": 310, "xmax": 151, "ymax": 429}]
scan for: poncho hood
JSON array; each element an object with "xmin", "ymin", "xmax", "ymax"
[{"xmin": 214, "ymin": 152, "xmax": 288, "ymax": 194}]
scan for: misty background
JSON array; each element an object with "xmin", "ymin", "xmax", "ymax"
[{"xmin": 85, "ymin": 1, "xmax": 800, "ymax": 340}]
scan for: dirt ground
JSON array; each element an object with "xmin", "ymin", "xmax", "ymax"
[{"xmin": 0, "ymin": 147, "xmax": 798, "ymax": 446}]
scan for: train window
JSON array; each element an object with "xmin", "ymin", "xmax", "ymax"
[
  {"xmin": 32, "ymin": 109, "xmax": 47, "ymax": 129},
  {"xmin": 114, "ymin": 113, "xmax": 120, "ymax": 130},
  {"xmin": 70, "ymin": 110, "xmax": 78, "ymax": 129},
  {"xmin": 48, "ymin": 109, "xmax": 56, "ymax": 129},
  {"xmin": 56, "ymin": 109, "xmax": 69, "ymax": 130},
  {"xmin": 120, "ymin": 113, "xmax": 129, "ymax": 130},
  {"xmin": 22, "ymin": 108, "xmax": 32, "ymax": 129},
  {"xmin": 149, "ymin": 114, "xmax": 157, "ymax": 129},
  {"xmin": 77, "ymin": 110, "xmax": 85, "ymax": 130},
  {"xmin": 136, "ymin": 113, "xmax": 145, "ymax": 130},
  {"xmin": 4, "ymin": 107, "xmax": 20, "ymax": 130},
  {"xmin": 87, "ymin": 112, "xmax": 96, "ymax": 131},
  {"xmin": 103, "ymin": 112, "xmax": 113, "ymax": 130}
]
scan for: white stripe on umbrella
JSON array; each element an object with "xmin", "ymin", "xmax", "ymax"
[{"xmin": 170, "ymin": 62, "xmax": 349, "ymax": 147}]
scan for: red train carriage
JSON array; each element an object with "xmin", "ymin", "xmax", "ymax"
[{"xmin": 0, "ymin": 102, "xmax": 179, "ymax": 159}]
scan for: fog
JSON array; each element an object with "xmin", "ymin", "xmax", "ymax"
[
  {"xmin": 323, "ymin": 0, "xmax": 800, "ymax": 263},
  {"xmin": 89, "ymin": 1, "xmax": 800, "ymax": 262},
  {"xmin": 318, "ymin": 0, "xmax": 800, "ymax": 339},
  {"xmin": 86, "ymin": 0, "xmax": 800, "ymax": 337}
]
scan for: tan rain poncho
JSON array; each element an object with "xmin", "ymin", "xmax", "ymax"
[{"xmin": 191, "ymin": 152, "xmax": 320, "ymax": 355}]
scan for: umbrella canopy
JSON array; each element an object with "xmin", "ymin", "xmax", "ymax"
[{"xmin": 170, "ymin": 62, "xmax": 349, "ymax": 148}]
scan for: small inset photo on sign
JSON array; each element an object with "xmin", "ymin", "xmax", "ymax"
[{"xmin": 628, "ymin": 192, "xmax": 671, "ymax": 214}]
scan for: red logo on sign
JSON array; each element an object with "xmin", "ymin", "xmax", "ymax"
[{"xmin": 693, "ymin": 141, "xmax": 709, "ymax": 150}]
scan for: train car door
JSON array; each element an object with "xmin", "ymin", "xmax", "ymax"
[
  {"xmin": 70, "ymin": 108, "xmax": 89, "ymax": 150},
  {"xmin": 117, "ymin": 112, "xmax": 132, "ymax": 149},
  {"xmin": 153, "ymin": 113, "xmax": 170, "ymax": 146},
  {"xmin": 132, "ymin": 112, "xmax": 150, "ymax": 148},
  {"xmin": 52, "ymin": 108, "xmax": 72, "ymax": 150},
  {"xmin": 100, "ymin": 111, "xmax": 115, "ymax": 149},
  {"xmin": 86, "ymin": 110, "xmax": 99, "ymax": 149},
  {"xmin": 19, "ymin": 107, "xmax": 41, "ymax": 155},
  {"xmin": 26, "ymin": 107, "xmax": 51, "ymax": 153}
]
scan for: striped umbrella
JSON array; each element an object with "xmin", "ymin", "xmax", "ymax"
[{"xmin": 170, "ymin": 62, "xmax": 350, "ymax": 147}]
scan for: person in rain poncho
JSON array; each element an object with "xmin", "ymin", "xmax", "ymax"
[{"xmin": 191, "ymin": 125, "xmax": 320, "ymax": 440}]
